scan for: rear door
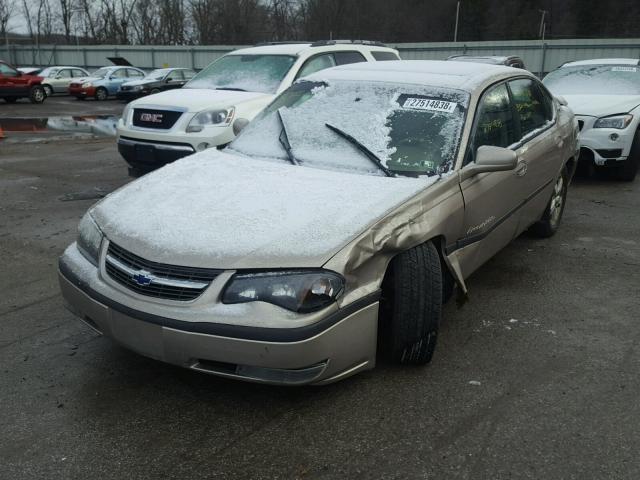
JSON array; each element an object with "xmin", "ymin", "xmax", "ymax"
[
  {"xmin": 507, "ymin": 78, "xmax": 559, "ymax": 230},
  {"xmin": 455, "ymin": 81, "xmax": 524, "ymax": 278}
]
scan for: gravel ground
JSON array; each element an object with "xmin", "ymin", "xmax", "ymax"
[{"xmin": 1, "ymin": 130, "xmax": 639, "ymax": 479}]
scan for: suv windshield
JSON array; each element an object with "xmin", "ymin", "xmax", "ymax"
[
  {"xmin": 185, "ymin": 54, "xmax": 296, "ymax": 94},
  {"xmin": 229, "ymin": 80, "xmax": 469, "ymax": 177},
  {"xmin": 544, "ymin": 64, "xmax": 640, "ymax": 95}
]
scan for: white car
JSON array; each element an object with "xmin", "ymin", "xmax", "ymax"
[
  {"xmin": 39, "ymin": 66, "xmax": 90, "ymax": 96},
  {"xmin": 116, "ymin": 40, "xmax": 400, "ymax": 176},
  {"xmin": 543, "ymin": 58, "xmax": 640, "ymax": 181}
]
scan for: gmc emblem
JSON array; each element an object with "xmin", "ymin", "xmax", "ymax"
[{"xmin": 140, "ymin": 113, "xmax": 163, "ymax": 123}]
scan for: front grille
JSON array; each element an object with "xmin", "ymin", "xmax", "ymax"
[
  {"xmin": 105, "ymin": 242, "xmax": 221, "ymax": 301},
  {"xmin": 132, "ymin": 108, "xmax": 182, "ymax": 129},
  {"xmin": 596, "ymin": 148, "xmax": 623, "ymax": 159},
  {"xmin": 578, "ymin": 120, "xmax": 584, "ymax": 131}
]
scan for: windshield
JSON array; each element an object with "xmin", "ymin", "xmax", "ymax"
[
  {"xmin": 91, "ymin": 68, "xmax": 111, "ymax": 78},
  {"xmin": 185, "ymin": 54, "xmax": 296, "ymax": 94},
  {"xmin": 145, "ymin": 68, "xmax": 171, "ymax": 81},
  {"xmin": 229, "ymin": 80, "xmax": 469, "ymax": 177},
  {"xmin": 544, "ymin": 64, "xmax": 640, "ymax": 95},
  {"xmin": 40, "ymin": 67, "xmax": 59, "ymax": 77}
]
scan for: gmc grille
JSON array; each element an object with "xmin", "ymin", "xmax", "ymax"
[
  {"xmin": 133, "ymin": 108, "xmax": 182, "ymax": 129},
  {"xmin": 105, "ymin": 242, "xmax": 222, "ymax": 301}
]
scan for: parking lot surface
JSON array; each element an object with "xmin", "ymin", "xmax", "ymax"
[{"xmin": 1, "ymin": 99, "xmax": 640, "ymax": 479}]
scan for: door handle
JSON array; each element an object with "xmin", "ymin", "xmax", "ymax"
[{"xmin": 515, "ymin": 161, "xmax": 528, "ymax": 177}]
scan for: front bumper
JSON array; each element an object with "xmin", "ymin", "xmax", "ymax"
[
  {"xmin": 576, "ymin": 115, "xmax": 635, "ymax": 166},
  {"xmin": 118, "ymin": 136, "xmax": 195, "ymax": 174},
  {"xmin": 58, "ymin": 246, "xmax": 378, "ymax": 386},
  {"xmin": 69, "ymin": 86, "xmax": 96, "ymax": 98}
]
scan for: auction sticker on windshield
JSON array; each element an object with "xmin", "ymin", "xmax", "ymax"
[{"xmin": 402, "ymin": 98, "xmax": 457, "ymax": 113}]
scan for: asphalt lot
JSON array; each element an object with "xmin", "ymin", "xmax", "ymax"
[{"xmin": 1, "ymin": 98, "xmax": 640, "ymax": 479}]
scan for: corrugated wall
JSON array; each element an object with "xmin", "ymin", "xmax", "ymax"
[{"xmin": 2, "ymin": 39, "xmax": 640, "ymax": 75}]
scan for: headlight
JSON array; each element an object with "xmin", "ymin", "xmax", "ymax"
[
  {"xmin": 222, "ymin": 270, "xmax": 344, "ymax": 313},
  {"xmin": 82, "ymin": 82, "xmax": 93, "ymax": 88},
  {"xmin": 186, "ymin": 108, "xmax": 235, "ymax": 132},
  {"xmin": 77, "ymin": 213, "xmax": 103, "ymax": 266},
  {"xmin": 593, "ymin": 114, "xmax": 633, "ymax": 129},
  {"xmin": 133, "ymin": 85, "xmax": 144, "ymax": 91}
]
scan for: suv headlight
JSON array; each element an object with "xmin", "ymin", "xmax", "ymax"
[
  {"xmin": 82, "ymin": 82, "xmax": 93, "ymax": 88},
  {"xmin": 222, "ymin": 270, "xmax": 344, "ymax": 313},
  {"xmin": 186, "ymin": 108, "xmax": 235, "ymax": 132},
  {"xmin": 593, "ymin": 114, "xmax": 633, "ymax": 129},
  {"xmin": 77, "ymin": 213, "xmax": 103, "ymax": 266}
]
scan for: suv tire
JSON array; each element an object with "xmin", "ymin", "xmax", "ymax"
[
  {"xmin": 29, "ymin": 86, "xmax": 46, "ymax": 104},
  {"xmin": 379, "ymin": 241, "xmax": 442, "ymax": 365},
  {"xmin": 530, "ymin": 167, "xmax": 568, "ymax": 238},
  {"xmin": 618, "ymin": 130, "xmax": 640, "ymax": 182},
  {"xmin": 95, "ymin": 87, "xmax": 108, "ymax": 101}
]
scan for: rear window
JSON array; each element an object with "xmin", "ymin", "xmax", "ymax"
[
  {"xmin": 334, "ymin": 51, "xmax": 367, "ymax": 65},
  {"xmin": 372, "ymin": 51, "xmax": 400, "ymax": 61}
]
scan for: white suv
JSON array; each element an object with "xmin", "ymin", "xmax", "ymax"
[{"xmin": 117, "ymin": 40, "xmax": 400, "ymax": 176}]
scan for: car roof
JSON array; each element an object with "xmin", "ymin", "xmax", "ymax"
[
  {"xmin": 305, "ymin": 60, "xmax": 526, "ymax": 92},
  {"xmin": 448, "ymin": 55, "xmax": 519, "ymax": 63},
  {"xmin": 562, "ymin": 58, "xmax": 640, "ymax": 67},
  {"xmin": 44, "ymin": 66, "xmax": 86, "ymax": 69},
  {"xmin": 229, "ymin": 41, "xmax": 397, "ymax": 57}
]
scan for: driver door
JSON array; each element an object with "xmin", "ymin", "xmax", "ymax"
[{"xmin": 455, "ymin": 82, "xmax": 526, "ymax": 278}]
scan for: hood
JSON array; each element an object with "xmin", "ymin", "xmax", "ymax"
[
  {"xmin": 562, "ymin": 94, "xmax": 640, "ymax": 117},
  {"xmin": 122, "ymin": 79, "xmax": 154, "ymax": 87},
  {"xmin": 71, "ymin": 76, "xmax": 102, "ymax": 84},
  {"xmin": 91, "ymin": 151, "xmax": 429, "ymax": 269},
  {"xmin": 131, "ymin": 88, "xmax": 270, "ymax": 112}
]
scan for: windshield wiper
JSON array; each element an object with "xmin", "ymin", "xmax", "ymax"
[
  {"xmin": 325, "ymin": 123, "xmax": 394, "ymax": 177},
  {"xmin": 215, "ymin": 87, "xmax": 247, "ymax": 92},
  {"xmin": 277, "ymin": 109, "xmax": 299, "ymax": 166}
]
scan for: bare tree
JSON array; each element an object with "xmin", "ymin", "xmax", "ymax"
[{"xmin": 0, "ymin": 0, "xmax": 15, "ymax": 37}]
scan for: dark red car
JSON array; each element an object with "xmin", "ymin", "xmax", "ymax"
[{"xmin": 0, "ymin": 61, "xmax": 46, "ymax": 104}]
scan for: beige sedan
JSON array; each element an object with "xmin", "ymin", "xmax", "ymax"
[
  {"xmin": 59, "ymin": 60, "xmax": 578, "ymax": 385},
  {"xmin": 39, "ymin": 66, "xmax": 89, "ymax": 96}
]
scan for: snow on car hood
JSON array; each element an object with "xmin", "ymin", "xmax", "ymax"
[
  {"xmin": 131, "ymin": 88, "xmax": 271, "ymax": 112},
  {"xmin": 90, "ymin": 150, "xmax": 432, "ymax": 269},
  {"xmin": 561, "ymin": 94, "xmax": 640, "ymax": 117}
]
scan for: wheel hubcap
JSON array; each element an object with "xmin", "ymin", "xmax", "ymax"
[{"xmin": 549, "ymin": 176, "xmax": 564, "ymax": 226}]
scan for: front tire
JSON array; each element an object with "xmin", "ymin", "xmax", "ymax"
[
  {"xmin": 530, "ymin": 167, "xmax": 568, "ymax": 238},
  {"xmin": 95, "ymin": 87, "xmax": 108, "ymax": 101},
  {"xmin": 617, "ymin": 130, "xmax": 640, "ymax": 182},
  {"xmin": 29, "ymin": 86, "xmax": 46, "ymax": 104},
  {"xmin": 378, "ymin": 242, "xmax": 442, "ymax": 365},
  {"xmin": 150, "ymin": 88, "xmax": 160, "ymax": 94}
]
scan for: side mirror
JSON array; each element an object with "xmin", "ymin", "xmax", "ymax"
[
  {"xmin": 166, "ymin": 77, "xmax": 173, "ymax": 82},
  {"xmin": 555, "ymin": 95, "xmax": 568, "ymax": 107},
  {"xmin": 460, "ymin": 145, "xmax": 517, "ymax": 181}
]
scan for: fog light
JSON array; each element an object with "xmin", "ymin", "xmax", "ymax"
[
  {"xmin": 196, "ymin": 142, "xmax": 209, "ymax": 151},
  {"xmin": 610, "ymin": 133, "xmax": 619, "ymax": 141}
]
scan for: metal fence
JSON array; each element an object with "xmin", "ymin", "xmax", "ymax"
[{"xmin": 2, "ymin": 38, "xmax": 640, "ymax": 75}]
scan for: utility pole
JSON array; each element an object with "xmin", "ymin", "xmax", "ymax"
[
  {"xmin": 539, "ymin": 9, "xmax": 548, "ymax": 41},
  {"xmin": 453, "ymin": 1, "xmax": 461, "ymax": 42}
]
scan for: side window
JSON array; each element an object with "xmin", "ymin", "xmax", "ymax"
[
  {"xmin": 333, "ymin": 51, "xmax": 366, "ymax": 66},
  {"xmin": 183, "ymin": 69, "xmax": 196, "ymax": 80},
  {"xmin": 127, "ymin": 69, "xmax": 144, "ymax": 78},
  {"xmin": 112, "ymin": 69, "xmax": 128, "ymax": 78},
  {"xmin": 372, "ymin": 51, "xmax": 400, "ymax": 61},
  {"xmin": 72, "ymin": 69, "xmax": 87, "ymax": 77},
  {"xmin": 509, "ymin": 78, "xmax": 550, "ymax": 137},
  {"xmin": 57, "ymin": 69, "xmax": 72, "ymax": 78},
  {"xmin": 296, "ymin": 54, "xmax": 336, "ymax": 79},
  {"xmin": 169, "ymin": 70, "xmax": 183, "ymax": 81},
  {"xmin": 472, "ymin": 83, "xmax": 518, "ymax": 155}
]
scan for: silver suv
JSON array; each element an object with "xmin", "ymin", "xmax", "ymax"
[{"xmin": 59, "ymin": 60, "xmax": 578, "ymax": 385}]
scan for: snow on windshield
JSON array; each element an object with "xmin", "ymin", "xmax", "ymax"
[
  {"xmin": 544, "ymin": 65, "xmax": 640, "ymax": 95},
  {"xmin": 229, "ymin": 80, "xmax": 468, "ymax": 176},
  {"xmin": 185, "ymin": 54, "xmax": 296, "ymax": 94}
]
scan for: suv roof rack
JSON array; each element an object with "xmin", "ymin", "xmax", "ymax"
[
  {"xmin": 310, "ymin": 40, "xmax": 387, "ymax": 48},
  {"xmin": 253, "ymin": 41, "xmax": 311, "ymax": 47}
]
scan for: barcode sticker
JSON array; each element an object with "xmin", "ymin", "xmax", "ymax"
[{"xmin": 402, "ymin": 98, "xmax": 457, "ymax": 113}]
